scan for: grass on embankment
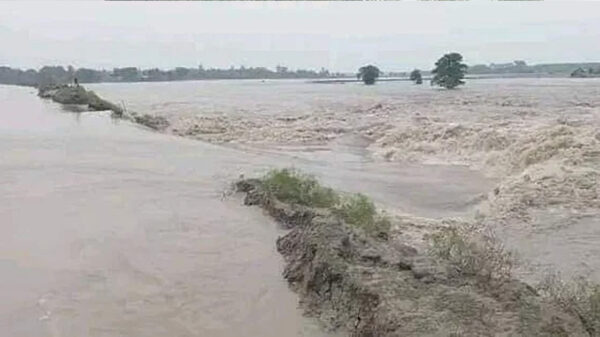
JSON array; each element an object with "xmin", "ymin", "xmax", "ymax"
[
  {"xmin": 253, "ymin": 168, "xmax": 600, "ymax": 335},
  {"xmin": 427, "ymin": 225, "xmax": 514, "ymax": 282},
  {"xmin": 538, "ymin": 273, "xmax": 600, "ymax": 336},
  {"xmin": 260, "ymin": 168, "xmax": 390, "ymax": 237},
  {"xmin": 428, "ymin": 224, "xmax": 600, "ymax": 336}
]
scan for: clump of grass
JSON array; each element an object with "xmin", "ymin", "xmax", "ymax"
[
  {"xmin": 428, "ymin": 225, "xmax": 513, "ymax": 282},
  {"xmin": 261, "ymin": 168, "xmax": 339, "ymax": 208},
  {"xmin": 538, "ymin": 273, "xmax": 600, "ymax": 336},
  {"xmin": 335, "ymin": 193, "xmax": 391, "ymax": 237},
  {"xmin": 259, "ymin": 168, "xmax": 390, "ymax": 237}
]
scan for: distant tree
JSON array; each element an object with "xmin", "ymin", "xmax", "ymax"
[
  {"xmin": 409, "ymin": 69, "xmax": 423, "ymax": 84},
  {"xmin": 38, "ymin": 66, "xmax": 69, "ymax": 86},
  {"xmin": 174, "ymin": 67, "xmax": 190, "ymax": 79},
  {"xmin": 431, "ymin": 53, "xmax": 468, "ymax": 89},
  {"xmin": 113, "ymin": 67, "xmax": 139, "ymax": 82},
  {"xmin": 75, "ymin": 68, "xmax": 103, "ymax": 83},
  {"xmin": 319, "ymin": 67, "xmax": 330, "ymax": 77},
  {"xmin": 468, "ymin": 64, "xmax": 492, "ymax": 74},
  {"xmin": 357, "ymin": 65, "xmax": 380, "ymax": 85}
]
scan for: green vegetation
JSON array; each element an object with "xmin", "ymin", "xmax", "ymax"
[
  {"xmin": 571, "ymin": 67, "xmax": 600, "ymax": 78},
  {"xmin": 357, "ymin": 65, "xmax": 381, "ymax": 85},
  {"xmin": 262, "ymin": 168, "xmax": 339, "ymax": 208},
  {"xmin": 51, "ymin": 85, "xmax": 89, "ymax": 105},
  {"xmin": 430, "ymin": 225, "xmax": 600, "ymax": 334},
  {"xmin": 428, "ymin": 225, "xmax": 513, "ymax": 281},
  {"xmin": 38, "ymin": 84, "xmax": 124, "ymax": 115},
  {"xmin": 538, "ymin": 274, "xmax": 600, "ymax": 336},
  {"xmin": 260, "ymin": 168, "xmax": 389, "ymax": 237},
  {"xmin": 409, "ymin": 69, "xmax": 423, "ymax": 84},
  {"xmin": 0, "ymin": 65, "xmax": 342, "ymax": 87},
  {"xmin": 335, "ymin": 193, "xmax": 391, "ymax": 236},
  {"xmin": 468, "ymin": 60, "xmax": 531, "ymax": 75},
  {"xmin": 469, "ymin": 61, "xmax": 600, "ymax": 75},
  {"xmin": 4, "ymin": 60, "xmax": 600, "ymax": 88},
  {"xmin": 431, "ymin": 53, "xmax": 468, "ymax": 89}
]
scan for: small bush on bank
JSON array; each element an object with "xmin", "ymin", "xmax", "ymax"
[
  {"xmin": 335, "ymin": 193, "xmax": 391, "ymax": 236},
  {"xmin": 538, "ymin": 273, "xmax": 600, "ymax": 336},
  {"xmin": 262, "ymin": 168, "xmax": 339, "ymax": 208},
  {"xmin": 427, "ymin": 226, "xmax": 513, "ymax": 281},
  {"xmin": 260, "ymin": 169, "xmax": 390, "ymax": 237}
]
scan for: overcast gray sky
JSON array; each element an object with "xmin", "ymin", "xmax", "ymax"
[{"xmin": 1, "ymin": 1, "xmax": 600, "ymax": 72}]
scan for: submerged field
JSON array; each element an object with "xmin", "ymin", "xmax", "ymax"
[{"xmin": 90, "ymin": 78, "xmax": 600, "ymax": 282}]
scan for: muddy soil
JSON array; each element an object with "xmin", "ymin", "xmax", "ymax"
[{"xmin": 236, "ymin": 178, "xmax": 589, "ymax": 337}]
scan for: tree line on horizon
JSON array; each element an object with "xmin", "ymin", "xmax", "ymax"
[
  {"xmin": 570, "ymin": 66, "xmax": 600, "ymax": 78},
  {"xmin": 470, "ymin": 60, "xmax": 600, "ymax": 75},
  {"xmin": 1, "ymin": 57, "xmax": 599, "ymax": 88},
  {"xmin": 356, "ymin": 53, "xmax": 600, "ymax": 88},
  {"xmin": 0, "ymin": 65, "xmax": 345, "ymax": 87}
]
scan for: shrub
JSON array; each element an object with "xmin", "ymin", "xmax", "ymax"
[
  {"xmin": 335, "ymin": 194, "xmax": 391, "ymax": 237},
  {"xmin": 259, "ymin": 169, "xmax": 390, "ymax": 237},
  {"xmin": 261, "ymin": 168, "xmax": 339, "ymax": 208},
  {"xmin": 538, "ymin": 273, "xmax": 600, "ymax": 336},
  {"xmin": 428, "ymin": 225, "xmax": 513, "ymax": 281}
]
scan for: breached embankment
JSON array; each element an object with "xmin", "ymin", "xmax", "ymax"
[
  {"xmin": 38, "ymin": 84, "xmax": 124, "ymax": 115},
  {"xmin": 235, "ymin": 175, "xmax": 590, "ymax": 337},
  {"xmin": 71, "ymin": 79, "xmax": 599, "ymax": 282},
  {"xmin": 37, "ymin": 84, "xmax": 170, "ymax": 131},
  {"xmin": 373, "ymin": 121, "xmax": 600, "ymax": 221}
]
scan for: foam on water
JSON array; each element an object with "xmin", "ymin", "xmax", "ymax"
[{"xmin": 90, "ymin": 78, "xmax": 600, "ymax": 282}]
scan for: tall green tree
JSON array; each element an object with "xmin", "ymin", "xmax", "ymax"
[
  {"xmin": 409, "ymin": 69, "xmax": 422, "ymax": 84},
  {"xmin": 357, "ymin": 65, "xmax": 380, "ymax": 85},
  {"xmin": 431, "ymin": 53, "xmax": 468, "ymax": 89}
]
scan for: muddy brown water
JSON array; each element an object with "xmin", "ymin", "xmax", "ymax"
[
  {"xmin": 6, "ymin": 77, "xmax": 600, "ymax": 335},
  {"xmin": 500, "ymin": 210, "xmax": 600, "ymax": 282},
  {"xmin": 0, "ymin": 85, "xmax": 492, "ymax": 336}
]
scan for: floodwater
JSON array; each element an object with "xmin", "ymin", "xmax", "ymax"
[
  {"xmin": 501, "ymin": 210, "xmax": 600, "ymax": 282},
  {"xmin": 87, "ymin": 78, "xmax": 600, "ymax": 285},
  {"xmin": 0, "ymin": 84, "xmax": 492, "ymax": 336}
]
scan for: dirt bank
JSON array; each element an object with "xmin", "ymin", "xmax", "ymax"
[
  {"xmin": 38, "ymin": 84, "xmax": 170, "ymax": 131},
  {"xmin": 235, "ymin": 177, "xmax": 590, "ymax": 337},
  {"xmin": 38, "ymin": 84, "xmax": 124, "ymax": 115}
]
